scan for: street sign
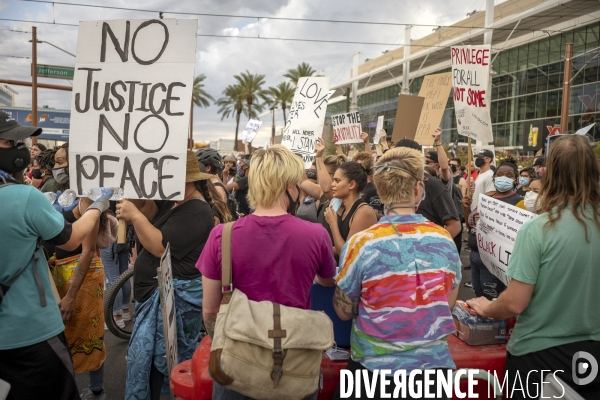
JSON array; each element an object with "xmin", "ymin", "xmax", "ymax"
[{"xmin": 33, "ymin": 64, "xmax": 74, "ymax": 80}]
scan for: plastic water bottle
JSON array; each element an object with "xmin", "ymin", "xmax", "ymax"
[
  {"xmin": 81, "ymin": 187, "xmax": 124, "ymax": 201},
  {"xmin": 58, "ymin": 189, "xmax": 77, "ymax": 207},
  {"xmin": 43, "ymin": 192, "xmax": 57, "ymax": 204}
]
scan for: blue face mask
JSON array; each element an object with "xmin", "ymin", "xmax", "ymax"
[
  {"xmin": 494, "ymin": 176, "xmax": 515, "ymax": 193},
  {"xmin": 519, "ymin": 177, "xmax": 530, "ymax": 186}
]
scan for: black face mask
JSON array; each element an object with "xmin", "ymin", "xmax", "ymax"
[
  {"xmin": 286, "ymin": 185, "xmax": 300, "ymax": 215},
  {"xmin": 450, "ymin": 165, "xmax": 458, "ymax": 173},
  {"xmin": 0, "ymin": 143, "xmax": 31, "ymax": 173},
  {"xmin": 475, "ymin": 158, "xmax": 486, "ymax": 168},
  {"xmin": 31, "ymin": 168, "xmax": 43, "ymax": 179}
]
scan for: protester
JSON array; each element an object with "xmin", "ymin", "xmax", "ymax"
[
  {"xmin": 0, "ymin": 113, "xmax": 112, "ymax": 400},
  {"xmin": 27, "ymin": 142, "xmax": 46, "ymax": 182},
  {"xmin": 100, "ymin": 235, "xmax": 132, "ymax": 330},
  {"xmin": 524, "ymin": 177, "xmax": 543, "ymax": 213},
  {"xmin": 486, "ymin": 157, "xmax": 525, "ymax": 208},
  {"xmin": 395, "ymin": 138, "xmax": 461, "ymax": 239},
  {"xmin": 465, "ymin": 149, "xmax": 495, "ymax": 212},
  {"xmin": 198, "ymin": 163, "xmax": 232, "ymax": 224},
  {"xmin": 352, "ymin": 151, "xmax": 382, "ymax": 214},
  {"xmin": 533, "ymin": 156, "xmax": 545, "ymax": 176},
  {"xmin": 468, "ymin": 135, "xmax": 600, "ymax": 399},
  {"xmin": 196, "ymin": 147, "xmax": 227, "ymax": 202},
  {"xmin": 450, "ymin": 158, "xmax": 468, "ymax": 198},
  {"xmin": 463, "ymin": 160, "xmax": 478, "ymax": 182},
  {"xmin": 118, "ymin": 150, "xmax": 217, "ymax": 399},
  {"xmin": 35, "ymin": 148, "xmax": 59, "ymax": 193},
  {"xmin": 516, "ymin": 166, "xmax": 536, "ymax": 196},
  {"xmin": 221, "ymin": 155, "xmax": 236, "ymax": 185},
  {"xmin": 197, "ymin": 145, "xmax": 336, "ymax": 400},
  {"xmin": 333, "ymin": 147, "xmax": 461, "ymax": 399},
  {"xmin": 224, "ymin": 154, "xmax": 251, "ymax": 216},
  {"xmin": 296, "ymin": 167, "xmax": 320, "ymax": 223}
]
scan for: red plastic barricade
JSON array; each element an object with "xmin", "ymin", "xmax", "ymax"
[{"xmin": 171, "ymin": 335, "xmax": 507, "ymax": 400}]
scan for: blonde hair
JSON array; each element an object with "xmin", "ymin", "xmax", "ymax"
[
  {"xmin": 323, "ymin": 154, "xmax": 347, "ymax": 169},
  {"xmin": 373, "ymin": 148, "xmax": 424, "ymax": 204},
  {"xmin": 248, "ymin": 145, "xmax": 304, "ymax": 208}
]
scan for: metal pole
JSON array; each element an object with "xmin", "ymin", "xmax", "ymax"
[
  {"xmin": 401, "ymin": 25, "xmax": 411, "ymax": 94},
  {"xmin": 0, "ymin": 79, "xmax": 72, "ymax": 91},
  {"xmin": 560, "ymin": 42, "xmax": 573, "ymax": 134},
  {"xmin": 483, "ymin": 0, "xmax": 495, "ymax": 46},
  {"xmin": 271, "ymin": 107, "xmax": 275, "ymax": 143},
  {"xmin": 32, "ymin": 26, "xmax": 38, "ymax": 145},
  {"xmin": 189, "ymin": 100, "xmax": 194, "ymax": 150},
  {"xmin": 350, "ymin": 52, "xmax": 359, "ymax": 112}
]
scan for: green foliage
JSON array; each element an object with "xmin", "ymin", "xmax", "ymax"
[
  {"xmin": 265, "ymin": 81, "xmax": 295, "ymax": 123},
  {"xmin": 284, "ymin": 62, "xmax": 316, "ymax": 86},
  {"xmin": 192, "ymin": 74, "xmax": 214, "ymax": 108},
  {"xmin": 234, "ymin": 71, "xmax": 266, "ymax": 119}
]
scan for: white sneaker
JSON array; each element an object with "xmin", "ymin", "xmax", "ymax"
[
  {"xmin": 80, "ymin": 388, "xmax": 106, "ymax": 400},
  {"xmin": 115, "ymin": 319, "xmax": 126, "ymax": 329},
  {"xmin": 121, "ymin": 311, "xmax": 132, "ymax": 321}
]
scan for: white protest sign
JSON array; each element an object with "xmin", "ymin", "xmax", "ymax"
[
  {"xmin": 331, "ymin": 111, "xmax": 362, "ymax": 144},
  {"xmin": 158, "ymin": 243, "xmax": 178, "ymax": 376},
  {"xmin": 373, "ymin": 115, "xmax": 384, "ymax": 144},
  {"xmin": 282, "ymin": 77, "xmax": 333, "ymax": 168},
  {"xmin": 476, "ymin": 194, "xmax": 535, "ymax": 285},
  {"xmin": 451, "ymin": 45, "xmax": 493, "ymax": 143},
  {"xmin": 69, "ymin": 19, "xmax": 197, "ymax": 201},
  {"xmin": 241, "ymin": 119, "xmax": 262, "ymax": 143}
]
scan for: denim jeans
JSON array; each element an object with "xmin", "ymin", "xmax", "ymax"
[
  {"xmin": 100, "ymin": 241, "xmax": 131, "ymax": 315},
  {"xmin": 469, "ymin": 250, "xmax": 506, "ymax": 300},
  {"xmin": 213, "ymin": 382, "xmax": 319, "ymax": 400},
  {"xmin": 89, "ymin": 364, "xmax": 104, "ymax": 392}
]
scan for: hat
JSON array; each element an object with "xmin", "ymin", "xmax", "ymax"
[
  {"xmin": 240, "ymin": 154, "xmax": 251, "ymax": 166},
  {"xmin": 533, "ymin": 156, "xmax": 545, "ymax": 167},
  {"xmin": 185, "ymin": 150, "xmax": 213, "ymax": 182},
  {"xmin": 0, "ymin": 111, "xmax": 42, "ymax": 140},
  {"xmin": 426, "ymin": 151, "xmax": 439, "ymax": 163},
  {"xmin": 395, "ymin": 138, "xmax": 422, "ymax": 151},
  {"xmin": 476, "ymin": 149, "xmax": 495, "ymax": 159}
]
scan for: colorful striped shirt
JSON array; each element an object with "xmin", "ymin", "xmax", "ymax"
[{"xmin": 336, "ymin": 214, "xmax": 462, "ymax": 371}]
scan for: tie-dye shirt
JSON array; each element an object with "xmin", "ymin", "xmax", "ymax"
[{"xmin": 336, "ymin": 213, "xmax": 462, "ymax": 371}]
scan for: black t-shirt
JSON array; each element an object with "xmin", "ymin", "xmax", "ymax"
[
  {"xmin": 54, "ymin": 210, "xmax": 81, "ymax": 260},
  {"xmin": 361, "ymin": 182, "xmax": 382, "ymax": 213},
  {"xmin": 134, "ymin": 198, "xmax": 214, "ymax": 303},
  {"xmin": 417, "ymin": 173, "xmax": 459, "ymax": 227},
  {"xmin": 234, "ymin": 177, "xmax": 250, "ymax": 216},
  {"xmin": 516, "ymin": 187, "xmax": 528, "ymax": 197}
]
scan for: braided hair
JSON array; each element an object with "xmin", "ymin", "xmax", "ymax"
[
  {"xmin": 36, "ymin": 148, "xmax": 56, "ymax": 174},
  {"xmin": 494, "ymin": 156, "xmax": 519, "ymax": 178},
  {"xmin": 195, "ymin": 164, "xmax": 232, "ymax": 224}
]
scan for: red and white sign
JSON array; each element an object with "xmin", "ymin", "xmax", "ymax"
[{"xmin": 331, "ymin": 111, "xmax": 362, "ymax": 144}]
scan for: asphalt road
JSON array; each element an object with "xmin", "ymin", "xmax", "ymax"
[{"xmin": 77, "ymin": 237, "xmax": 475, "ymax": 399}]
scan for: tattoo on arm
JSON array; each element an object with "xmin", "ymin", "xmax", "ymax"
[
  {"xmin": 333, "ymin": 286, "xmax": 357, "ymax": 317},
  {"xmin": 205, "ymin": 316, "xmax": 217, "ymax": 339},
  {"xmin": 317, "ymin": 159, "xmax": 321, "ymax": 170}
]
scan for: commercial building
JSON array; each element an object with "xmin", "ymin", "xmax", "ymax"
[
  {"xmin": 326, "ymin": 0, "xmax": 600, "ymax": 154},
  {"xmin": 1, "ymin": 106, "xmax": 70, "ymax": 147}
]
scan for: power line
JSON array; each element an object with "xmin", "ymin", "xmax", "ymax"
[
  {"xmin": 0, "ymin": 28, "xmax": 31, "ymax": 33},
  {"xmin": 0, "ymin": 54, "xmax": 30, "ymax": 59},
  {"xmin": 18, "ymin": 0, "xmax": 570, "ymax": 33}
]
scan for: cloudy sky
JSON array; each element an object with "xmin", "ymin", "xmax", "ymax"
[{"xmin": 0, "ymin": 0, "xmax": 499, "ymax": 145}]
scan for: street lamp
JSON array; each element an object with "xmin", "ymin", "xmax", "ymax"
[{"xmin": 29, "ymin": 39, "xmax": 76, "ymax": 57}]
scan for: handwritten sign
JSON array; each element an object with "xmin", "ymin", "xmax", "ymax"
[
  {"xmin": 414, "ymin": 72, "xmax": 453, "ymax": 146},
  {"xmin": 241, "ymin": 119, "xmax": 262, "ymax": 143},
  {"xmin": 331, "ymin": 111, "xmax": 362, "ymax": 144},
  {"xmin": 373, "ymin": 115, "xmax": 384, "ymax": 144},
  {"xmin": 69, "ymin": 19, "xmax": 197, "ymax": 201},
  {"xmin": 477, "ymin": 195, "xmax": 534, "ymax": 285},
  {"xmin": 282, "ymin": 77, "xmax": 333, "ymax": 168},
  {"xmin": 451, "ymin": 45, "xmax": 493, "ymax": 143},
  {"xmin": 391, "ymin": 94, "xmax": 424, "ymax": 142},
  {"xmin": 158, "ymin": 243, "xmax": 178, "ymax": 377}
]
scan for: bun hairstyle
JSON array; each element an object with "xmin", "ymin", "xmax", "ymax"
[
  {"xmin": 338, "ymin": 161, "xmax": 368, "ymax": 193},
  {"xmin": 323, "ymin": 154, "xmax": 348, "ymax": 169}
]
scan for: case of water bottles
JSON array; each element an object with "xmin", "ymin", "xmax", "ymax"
[{"xmin": 452, "ymin": 300, "xmax": 513, "ymax": 346}]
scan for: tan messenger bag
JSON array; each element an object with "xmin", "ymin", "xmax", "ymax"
[{"xmin": 209, "ymin": 222, "xmax": 334, "ymax": 400}]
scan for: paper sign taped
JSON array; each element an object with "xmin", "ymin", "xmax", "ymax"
[
  {"xmin": 414, "ymin": 72, "xmax": 453, "ymax": 146},
  {"xmin": 281, "ymin": 77, "xmax": 333, "ymax": 168},
  {"xmin": 69, "ymin": 19, "xmax": 197, "ymax": 201},
  {"xmin": 451, "ymin": 45, "xmax": 493, "ymax": 143},
  {"xmin": 332, "ymin": 111, "xmax": 362, "ymax": 144},
  {"xmin": 391, "ymin": 94, "xmax": 424, "ymax": 142},
  {"xmin": 241, "ymin": 119, "xmax": 262, "ymax": 143}
]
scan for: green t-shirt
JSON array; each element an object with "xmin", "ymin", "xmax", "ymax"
[
  {"xmin": 0, "ymin": 184, "xmax": 66, "ymax": 350},
  {"xmin": 507, "ymin": 204, "xmax": 600, "ymax": 356}
]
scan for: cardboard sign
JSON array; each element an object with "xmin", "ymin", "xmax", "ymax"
[
  {"xmin": 373, "ymin": 115, "xmax": 384, "ymax": 144},
  {"xmin": 331, "ymin": 111, "xmax": 362, "ymax": 144},
  {"xmin": 158, "ymin": 243, "xmax": 179, "ymax": 377},
  {"xmin": 282, "ymin": 77, "xmax": 333, "ymax": 168},
  {"xmin": 391, "ymin": 94, "xmax": 424, "ymax": 142},
  {"xmin": 69, "ymin": 19, "xmax": 197, "ymax": 201},
  {"xmin": 477, "ymin": 195, "xmax": 534, "ymax": 285},
  {"xmin": 241, "ymin": 119, "xmax": 262, "ymax": 143},
  {"xmin": 414, "ymin": 72, "xmax": 453, "ymax": 146},
  {"xmin": 451, "ymin": 45, "xmax": 493, "ymax": 143}
]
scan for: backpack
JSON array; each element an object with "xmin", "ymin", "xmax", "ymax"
[{"xmin": 214, "ymin": 182, "xmax": 239, "ymax": 221}]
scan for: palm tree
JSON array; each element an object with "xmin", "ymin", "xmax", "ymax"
[
  {"xmin": 192, "ymin": 74, "xmax": 214, "ymax": 107},
  {"xmin": 266, "ymin": 81, "xmax": 295, "ymax": 124},
  {"xmin": 284, "ymin": 62, "xmax": 316, "ymax": 86},
  {"xmin": 234, "ymin": 71, "xmax": 266, "ymax": 120},
  {"xmin": 216, "ymin": 85, "xmax": 245, "ymax": 151}
]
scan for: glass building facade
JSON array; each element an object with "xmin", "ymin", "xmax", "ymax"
[{"xmin": 326, "ymin": 21, "xmax": 600, "ymax": 152}]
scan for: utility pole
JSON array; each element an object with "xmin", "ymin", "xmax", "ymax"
[
  {"xmin": 401, "ymin": 25, "xmax": 411, "ymax": 94},
  {"xmin": 189, "ymin": 100, "xmax": 194, "ymax": 150},
  {"xmin": 483, "ymin": 0, "xmax": 494, "ymax": 146},
  {"xmin": 560, "ymin": 42, "xmax": 574, "ymax": 134},
  {"xmin": 350, "ymin": 52, "xmax": 359, "ymax": 112},
  {"xmin": 271, "ymin": 107, "xmax": 276, "ymax": 144},
  {"xmin": 32, "ymin": 26, "xmax": 38, "ymax": 145}
]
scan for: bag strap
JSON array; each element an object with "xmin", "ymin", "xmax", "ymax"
[
  {"xmin": 220, "ymin": 222, "xmax": 235, "ymax": 304},
  {"xmin": 269, "ymin": 302, "xmax": 287, "ymax": 387},
  {"xmin": 0, "ymin": 239, "xmax": 47, "ymax": 308}
]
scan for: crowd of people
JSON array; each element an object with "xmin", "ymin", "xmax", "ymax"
[{"xmin": 0, "ymin": 109, "xmax": 599, "ymax": 400}]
